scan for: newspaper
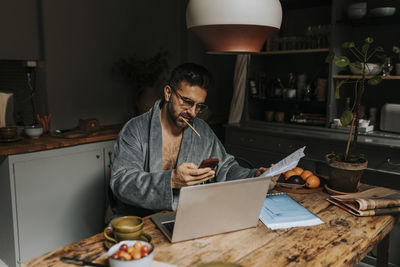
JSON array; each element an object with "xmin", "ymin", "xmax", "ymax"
[
  {"xmin": 327, "ymin": 187, "xmax": 400, "ymax": 216},
  {"xmin": 259, "ymin": 146, "xmax": 306, "ymax": 178}
]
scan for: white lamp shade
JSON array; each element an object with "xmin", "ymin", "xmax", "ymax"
[{"xmin": 186, "ymin": 0, "xmax": 282, "ymax": 53}]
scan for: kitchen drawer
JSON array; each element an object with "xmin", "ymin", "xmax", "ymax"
[
  {"xmin": 225, "ymin": 128, "xmax": 304, "ymax": 155},
  {"xmin": 357, "ymin": 144, "xmax": 400, "ymax": 174},
  {"xmin": 225, "ymin": 144, "xmax": 286, "ymax": 167},
  {"xmin": 225, "ymin": 127, "xmax": 342, "ymax": 162}
]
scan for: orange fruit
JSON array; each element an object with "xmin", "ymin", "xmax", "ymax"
[
  {"xmin": 284, "ymin": 170, "xmax": 296, "ymax": 180},
  {"xmin": 292, "ymin": 167, "xmax": 304, "ymax": 176},
  {"xmin": 306, "ymin": 175, "xmax": 320, "ymax": 188},
  {"xmin": 300, "ymin": 170, "xmax": 313, "ymax": 181}
]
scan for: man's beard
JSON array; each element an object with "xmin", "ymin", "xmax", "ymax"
[
  {"xmin": 167, "ymin": 101, "xmax": 193, "ymax": 128},
  {"xmin": 166, "ymin": 100, "xmax": 193, "ymax": 128}
]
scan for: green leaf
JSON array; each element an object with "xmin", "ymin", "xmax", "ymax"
[
  {"xmin": 368, "ymin": 76, "xmax": 382, "ymax": 86},
  {"xmin": 340, "ymin": 110, "xmax": 353, "ymax": 127},
  {"xmin": 364, "ymin": 37, "xmax": 374, "ymax": 44},
  {"xmin": 361, "ymin": 44, "xmax": 370, "ymax": 55},
  {"xmin": 375, "ymin": 46, "xmax": 384, "ymax": 52},
  {"xmin": 342, "ymin": 42, "xmax": 350, "ymax": 48},
  {"xmin": 325, "ymin": 52, "xmax": 335, "ymax": 63},
  {"xmin": 335, "ymin": 56, "xmax": 350, "ymax": 67},
  {"xmin": 335, "ymin": 80, "xmax": 345, "ymax": 99},
  {"xmin": 353, "ymin": 61, "xmax": 362, "ymax": 70},
  {"xmin": 348, "ymin": 42, "xmax": 355, "ymax": 48}
]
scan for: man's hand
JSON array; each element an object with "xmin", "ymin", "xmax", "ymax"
[
  {"xmin": 255, "ymin": 167, "xmax": 267, "ymax": 177},
  {"xmin": 268, "ymin": 175, "xmax": 279, "ymax": 191},
  {"xmin": 172, "ymin": 162, "xmax": 215, "ymax": 189},
  {"xmin": 254, "ymin": 166, "xmax": 279, "ymax": 190}
]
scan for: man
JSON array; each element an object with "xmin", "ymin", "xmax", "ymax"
[{"xmin": 110, "ymin": 62, "xmax": 271, "ymax": 218}]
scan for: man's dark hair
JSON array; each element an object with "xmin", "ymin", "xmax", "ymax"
[{"xmin": 168, "ymin": 63, "xmax": 213, "ymax": 91}]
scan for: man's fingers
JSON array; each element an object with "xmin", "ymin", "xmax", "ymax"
[
  {"xmin": 180, "ymin": 170, "xmax": 215, "ymax": 184},
  {"xmin": 186, "ymin": 174, "xmax": 214, "ymax": 186}
]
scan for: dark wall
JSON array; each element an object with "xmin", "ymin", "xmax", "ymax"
[{"xmin": 39, "ymin": 0, "xmax": 234, "ymax": 129}]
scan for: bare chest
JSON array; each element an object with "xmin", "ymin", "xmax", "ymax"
[{"xmin": 162, "ymin": 134, "xmax": 183, "ymax": 170}]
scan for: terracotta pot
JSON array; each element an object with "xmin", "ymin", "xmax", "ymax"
[
  {"xmin": 265, "ymin": 111, "xmax": 274, "ymax": 122},
  {"xmin": 274, "ymin": 112, "xmax": 285, "ymax": 122},
  {"xmin": 325, "ymin": 153, "xmax": 368, "ymax": 193},
  {"xmin": 136, "ymin": 86, "xmax": 158, "ymax": 115}
]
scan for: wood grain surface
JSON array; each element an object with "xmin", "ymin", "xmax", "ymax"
[
  {"xmin": 0, "ymin": 125, "xmax": 122, "ymax": 156},
  {"xmin": 22, "ymin": 191, "xmax": 399, "ymax": 267}
]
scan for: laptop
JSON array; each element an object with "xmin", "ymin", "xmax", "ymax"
[{"xmin": 151, "ymin": 176, "xmax": 272, "ymax": 243}]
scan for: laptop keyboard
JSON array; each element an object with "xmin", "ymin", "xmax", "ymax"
[{"xmin": 162, "ymin": 221, "xmax": 175, "ymax": 235}]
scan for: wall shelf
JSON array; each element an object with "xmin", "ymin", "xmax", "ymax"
[
  {"xmin": 337, "ymin": 15, "xmax": 400, "ymax": 27},
  {"xmin": 333, "ymin": 75, "xmax": 400, "ymax": 80},
  {"xmin": 280, "ymin": 0, "xmax": 331, "ymax": 10},
  {"xmin": 259, "ymin": 48, "xmax": 329, "ymax": 55}
]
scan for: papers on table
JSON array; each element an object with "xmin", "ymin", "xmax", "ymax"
[
  {"xmin": 259, "ymin": 193, "xmax": 323, "ymax": 230},
  {"xmin": 259, "ymin": 146, "xmax": 306, "ymax": 178}
]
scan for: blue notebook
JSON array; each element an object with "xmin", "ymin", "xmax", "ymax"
[{"xmin": 259, "ymin": 193, "xmax": 323, "ymax": 229}]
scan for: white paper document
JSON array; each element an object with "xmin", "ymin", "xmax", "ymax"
[{"xmin": 259, "ymin": 146, "xmax": 306, "ymax": 178}]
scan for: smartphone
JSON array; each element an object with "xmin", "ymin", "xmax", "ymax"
[{"xmin": 198, "ymin": 158, "xmax": 219, "ymax": 169}]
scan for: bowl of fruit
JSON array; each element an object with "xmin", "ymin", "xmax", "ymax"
[
  {"xmin": 108, "ymin": 240, "xmax": 153, "ymax": 267},
  {"xmin": 277, "ymin": 167, "xmax": 321, "ymax": 191}
]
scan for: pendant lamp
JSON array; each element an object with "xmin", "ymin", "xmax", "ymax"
[{"xmin": 186, "ymin": 0, "xmax": 282, "ymax": 53}]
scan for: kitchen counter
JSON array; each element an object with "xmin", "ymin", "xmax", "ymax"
[
  {"xmin": 0, "ymin": 124, "xmax": 122, "ymax": 156},
  {"xmin": 227, "ymin": 120, "xmax": 400, "ymax": 149}
]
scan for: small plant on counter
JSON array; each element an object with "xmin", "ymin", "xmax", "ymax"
[{"xmin": 325, "ymin": 37, "xmax": 384, "ymax": 192}]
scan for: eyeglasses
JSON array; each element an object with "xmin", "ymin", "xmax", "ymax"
[{"xmin": 171, "ymin": 87, "xmax": 208, "ymax": 114}]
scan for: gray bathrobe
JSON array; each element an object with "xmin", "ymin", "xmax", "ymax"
[{"xmin": 110, "ymin": 99, "xmax": 256, "ymax": 217}]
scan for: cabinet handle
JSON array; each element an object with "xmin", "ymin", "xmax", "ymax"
[
  {"xmin": 387, "ymin": 158, "xmax": 400, "ymax": 166},
  {"xmin": 96, "ymin": 155, "xmax": 100, "ymax": 159}
]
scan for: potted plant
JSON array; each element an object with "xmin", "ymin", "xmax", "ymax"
[
  {"xmin": 114, "ymin": 49, "xmax": 169, "ymax": 115},
  {"xmin": 325, "ymin": 37, "xmax": 383, "ymax": 193}
]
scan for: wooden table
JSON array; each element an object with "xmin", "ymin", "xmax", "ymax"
[{"xmin": 23, "ymin": 191, "xmax": 399, "ymax": 267}]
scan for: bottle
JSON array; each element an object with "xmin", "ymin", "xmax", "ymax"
[
  {"xmin": 344, "ymin": 97, "xmax": 351, "ymax": 111},
  {"xmin": 297, "ymin": 73, "xmax": 307, "ymax": 100},
  {"xmin": 369, "ymin": 107, "xmax": 377, "ymax": 127}
]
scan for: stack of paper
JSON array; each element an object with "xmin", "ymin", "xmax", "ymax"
[{"xmin": 259, "ymin": 193, "xmax": 323, "ymax": 230}]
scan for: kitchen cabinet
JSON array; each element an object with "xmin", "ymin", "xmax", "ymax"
[
  {"xmin": 0, "ymin": 140, "xmax": 115, "ymax": 267},
  {"xmin": 0, "ymin": 0, "xmax": 41, "ymax": 60},
  {"xmin": 225, "ymin": 122, "xmax": 400, "ymax": 187}
]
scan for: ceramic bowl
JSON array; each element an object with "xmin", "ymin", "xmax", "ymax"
[
  {"xmin": 349, "ymin": 63, "xmax": 382, "ymax": 75},
  {"xmin": 24, "ymin": 125, "xmax": 43, "ymax": 138},
  {"xmin": 370, "ymin": 7, "xmax": 396, "ymax": 17},
  {"xmin": 347, "ymin": 7, "xmax": 367, "ymax": 19},
  {"xmin": 108, "ymin": 240, "xmax": 154, "ymax": 267},
  {"xmin": 348, "ymin": 2, "xmax": 367, "ymax": 9}
]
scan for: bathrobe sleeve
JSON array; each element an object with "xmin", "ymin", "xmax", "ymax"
[{"xmin": 110, "ymin": 114, "xmax": 174, "ymax": 212}]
